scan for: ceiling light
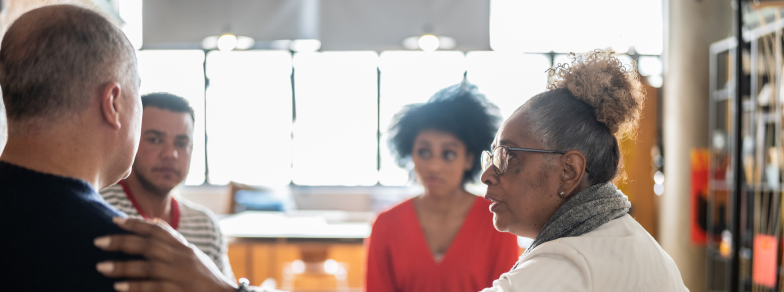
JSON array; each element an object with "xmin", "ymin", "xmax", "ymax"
[
  {"xmin": 289, "ymin": 39, "xmax": 321, "ymax": 52},
  {"xmin": 403, "ymin": 35, "xmax": 456, "ymax": 51},
  {"xmin": 648, "ymin": 75, "xmax": 663, "ymax": 88},
  {"xmin": 217, "ymin": 34, "xmax": 238, "ymax": 51},
  {"xmin": 202, "ymin": 36, "xmax": 219, "ymax": 50},
  {"xmin": 203, "ymin": 35, "xmax": 255, "ymax": 51},
  {"xmin": 235, "ymin": 36, "xmax": 255, "ymax": 50},
  {"xmin": 418, "ymin": 34, "xmax": 439, "ymax": 52},
  {"xmin": 437, "ymin": 36, "xmax": 456, "ymax": 50},
  {"xmin": 403, "ymin": 36, "xmax": 420, "ymax": 50},
  {"xmin": 270, "ymin": 40, "xmax": 293, "ymax": 50},
  {"xmin": 638, "ymin": 56, "xmax": 662, "ymax": 76}
]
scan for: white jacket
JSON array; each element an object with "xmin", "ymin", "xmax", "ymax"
[{"xmin": 481, "ymin": 214, "xmax": 689, "ymax": 292}]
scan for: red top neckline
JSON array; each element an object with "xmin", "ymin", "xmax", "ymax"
[
  {"xmin": 118, "ymin": 180, "xmax": 180, "ymax": 230},
  {"xmin": 365, "ymin": 196, "xmax": 520, "ymax": 292}
]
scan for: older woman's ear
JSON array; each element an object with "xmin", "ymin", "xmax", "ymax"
[{"xmin": 559, "ymin": 150, "xmax": 588, "ymax": 197}]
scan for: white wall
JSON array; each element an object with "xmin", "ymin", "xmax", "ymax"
[{"xmin": 661, "ymin": 0, "xmax": 731, "ymax": 291}]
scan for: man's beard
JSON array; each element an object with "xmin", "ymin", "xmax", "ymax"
[{"xmin": 132, "ymin": 165, "xmax": 173, "ymax": 197}]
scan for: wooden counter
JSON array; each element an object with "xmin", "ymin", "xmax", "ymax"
[{"xmin": 221, "ymin": 211, "xmax": 372, "ymax": 291}]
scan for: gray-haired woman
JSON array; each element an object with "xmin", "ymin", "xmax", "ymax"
[{"xmin": 479, "ymin": 50, "xmax": 688, "ymax": 292}]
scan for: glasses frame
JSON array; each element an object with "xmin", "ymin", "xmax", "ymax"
[{"xmin": 482, "ymin": 146, "xmax": 566, "ymax": 175}]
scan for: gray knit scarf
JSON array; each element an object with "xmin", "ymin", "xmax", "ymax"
[{"xmin": 511, "ymin": 182, "xmax": 631, "ymax": 270}]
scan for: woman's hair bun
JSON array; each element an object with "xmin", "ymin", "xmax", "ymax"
[{"xmin": 548, "ymin": 49, "xmax": 645, "ymax": 138}]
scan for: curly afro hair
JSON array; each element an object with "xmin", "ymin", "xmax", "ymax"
[
  {"xmin": 549, "ymin": 49, "xmax": 645, "ymax": 138},
  {"xmin": 388, "ymin": 83, "xmax": 500, "ymax": 185},
  {"xmin": 520, "ymin": 49, "xmax": 645, "ymax": 185}
]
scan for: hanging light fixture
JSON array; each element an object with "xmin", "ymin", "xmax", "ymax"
[
  {"xmin": 217, "ymin": 34, "xmax": 237, "ymax": 51},
  {"xmin": 417, "ymin": 34, "xmax": 439, "ymax": 52},
  {"xmin": 202, "ymin": 34, "xmax": 256, "ymax": 51},
  {"xmin": 289, "ymin": 39, "xmax": 322, "ymax": 52},
  {"xmin": 402, "ymin": 35, "xmax": 457, "ymax": 51}
]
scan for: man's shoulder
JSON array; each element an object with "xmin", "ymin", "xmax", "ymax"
[
  {"xmin": 0, "ymin": 184, "xmax": 140, "ymax": 290},
  {"xmin": 4, "ymin": 211, "xmax": 138, "ymax": 290},
  {"xmin": 0, "ymin": 180, "xmax": 135, "ymax": 248},
  {"xmin": 1, "ymin": 178, "xmax": 125, "ymax": 223}
]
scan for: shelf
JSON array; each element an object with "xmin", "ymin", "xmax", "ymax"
[
  {"xmin": 711, "ymin": 89, "xmax": 747, "ymax": 106},
  {"xmin": 707, "ymin": 249, "xmax": 732, "ymax": 262},
  {"xmin": 744, "ymin": 184, "xmax": 783, "ymax": 193},
  {"xmin": 743, "ymin": 100, "xmax": 753, "ymax": 111},
  {"xmin": 711, "ymin": 180, "xmax": 730, "ymax": 192},
  {"xmin": 708, "ymin": 181, "xmax": 784, "ymax": 193},
  {"xmin": 757, "ymin": 112, "xmax": 781, "ymax": 123},
  {"xmin": 708, "ymin": 7, "xmax": 784, "ymax": 291},
  {"xmin": 715, "ymin": 88, "xmax": 731, "ymax": 101}
]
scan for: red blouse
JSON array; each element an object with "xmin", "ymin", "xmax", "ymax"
[{"xmin": 365, "ymin": 196, "xmax": 520, "ymax": 292}]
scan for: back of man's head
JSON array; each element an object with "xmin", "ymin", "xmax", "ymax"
[
  {"xmin": 0, "ymin": 4, "xmax": 137, "ymax": 129},
  {"xmin": 0, "ymin": 5, "xmax": 141, "ymax": 189}
]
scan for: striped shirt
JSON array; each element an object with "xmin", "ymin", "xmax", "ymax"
[{"xmin": 100, "ymin": 182, "xmax": 234, "ymax": 279}]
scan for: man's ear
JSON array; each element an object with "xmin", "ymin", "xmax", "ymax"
[
  {"xmin": 100, "ymin": 82, "xmax": 122, "ymax": 130},
  {"xmin": 560, "ymin": 150, "xmax": 587, "ymax": 195}
]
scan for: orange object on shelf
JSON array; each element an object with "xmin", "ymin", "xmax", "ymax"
[
  {"xmin": 691, "ymin": 149, "xmax": 710, "ymax": 245},
  {"xmin": 752, "ymin": 234, "xmax": 778, "ymax": 288}
]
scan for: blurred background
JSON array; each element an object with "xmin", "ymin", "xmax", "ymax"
[{"xmin": 2, "ymin": 0, "xmax": 778, "ymax": 291}]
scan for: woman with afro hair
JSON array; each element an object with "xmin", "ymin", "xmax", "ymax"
[{"xmin": 365, "ymin": 83, "xmax": 520, "ymax": 292}]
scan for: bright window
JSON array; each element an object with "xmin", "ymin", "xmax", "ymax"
[
  {"xmin": 134, "ymin": 51, "xmax": 570, "ymax": 187},
  {"xmin": 125, "ymin": 0, "xmax": 662, "ymax": 188},
  {"xmin": 466, "ymin": 52, "xmax": 550, "ymax": 121},
  {"xmin": 205, "ymin": 51, "xmax": 293, "ymax": 186},
  {"xmin": 292, "ymin": 51, "xmax": 379, "ymax": 186},
  {"xmin": 490, "ymin": 0, "xmax": 663, "ymax": 55},
  {"xmin": 136, "ymin": 50, "xmax": 206, "ymax": 185}
]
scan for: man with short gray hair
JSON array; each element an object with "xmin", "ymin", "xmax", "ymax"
[{"xmin": 0, "ymin": 4, "xmax": 143, "ymax": 290}]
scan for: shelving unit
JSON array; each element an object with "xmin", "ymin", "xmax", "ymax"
[
  {"xmin": 707, "ymin": 3, "xmax": 784, "ymax": 292},
  {"xmin": 707, "ymin": 33, "xmax": 735, "ymax": 292}
]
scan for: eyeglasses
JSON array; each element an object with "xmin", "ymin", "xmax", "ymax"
[{"xmin": 481, "ymin": 146, "xmax": 566, "ymax": 175}]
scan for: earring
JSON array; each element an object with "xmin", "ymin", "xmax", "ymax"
[{"xmin": 559, "ymin": 191, "xmax": 566, "ymax": 197}]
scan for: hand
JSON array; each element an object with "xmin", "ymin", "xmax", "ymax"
[{"xmin": 94, "ymin": 217, "xmax": 237, "ymax": 292}]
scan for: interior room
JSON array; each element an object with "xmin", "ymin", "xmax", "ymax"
[{"xmin": 1, "ymin": 0, "xmax": 782, "ymax": 291}]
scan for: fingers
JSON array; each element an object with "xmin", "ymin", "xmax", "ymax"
[
  {"xmin": 94, "ymin": 234, "xmax": 176, "ymax": 262},
  {"xmin": 112, "ymin": 281, "xmax": 180, "ymax": 292},
  {"xmin": 111, "ymin": 217, "xmax": 185, "ymax": 247},
  {"xmin": 151, "ymin": 218, "xmax": 189, "ymax": 245},
  {"xmin": 96, "ymin": 260, "xmax": 167, "ymax": 279}
]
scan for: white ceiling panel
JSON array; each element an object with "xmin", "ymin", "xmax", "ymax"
[{"xmin": 141, "ymin": 0, "xmax": 490, "ymax": 51}]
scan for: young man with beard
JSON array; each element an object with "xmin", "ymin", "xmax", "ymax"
[{"xmin": 100, "ymin": 92, "xmax": 234, "ymax": 279}]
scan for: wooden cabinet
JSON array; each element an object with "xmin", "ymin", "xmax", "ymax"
[{"xmin": 228, "ymin": 239, "xmax": 366, "ymax": 292}]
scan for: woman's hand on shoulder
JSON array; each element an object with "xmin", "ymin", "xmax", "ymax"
[{"xmin": 94, "ymin": 217, "xmax": 237, "ymax": 292}]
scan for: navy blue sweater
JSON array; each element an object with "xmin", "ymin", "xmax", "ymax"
[{"xmin": 0, "ymin": 161, "xmax": 139, "ymax": 291}]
